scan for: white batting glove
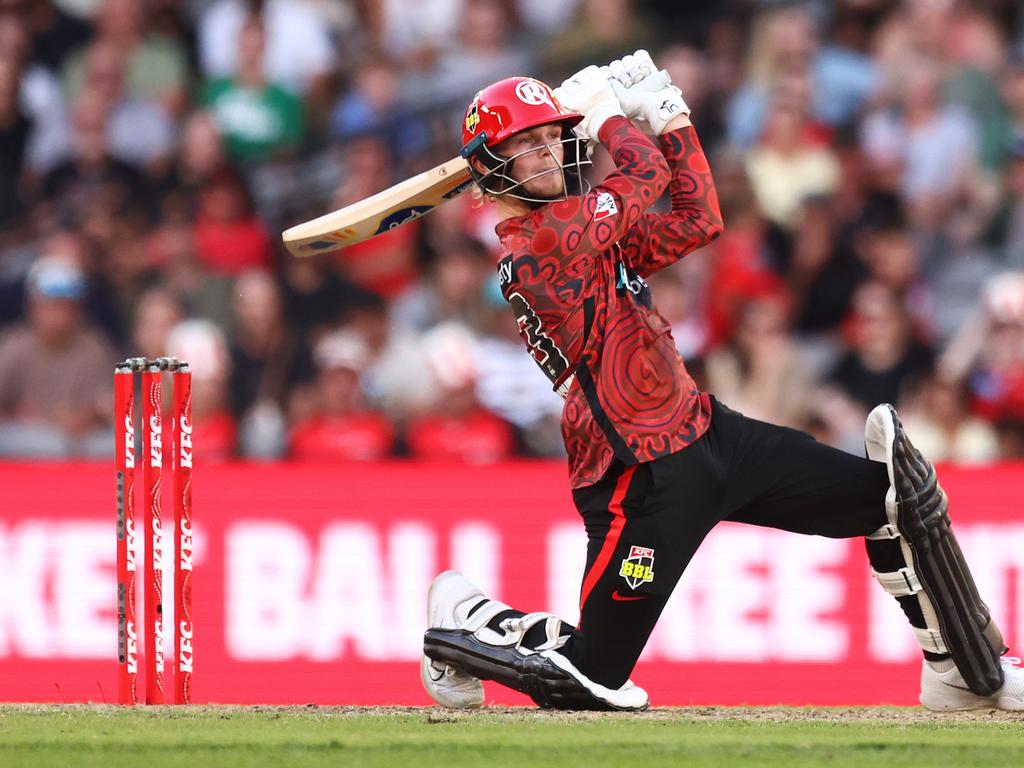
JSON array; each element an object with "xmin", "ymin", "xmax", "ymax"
[
  {"xmin": 608, "ymin": 50, "xmax": 659, "ymax": 87},
  {"xmin": 552, "ymin": 65, "xmax": 626, "ymax": 143},
  {"xmin": 603, "ymin": 49, "xmax": 689, "ymax": 135}
]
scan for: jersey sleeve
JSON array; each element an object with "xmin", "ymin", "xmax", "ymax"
[
  {"xmin": 523, "ymin": 116, "xmax": 671, "ymax": 258},
  {"xmin": 619, "ymin": 125, "xmax": 724, "ymax": 277}
]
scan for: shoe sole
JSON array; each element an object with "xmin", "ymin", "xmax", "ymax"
[
  {"xmin": 921, "ymin": 692, "xmax": 1024, "ymax": 712},
  {"xmin": 420, "ymin": 655, "xmax": 484, "ymax": 709}
]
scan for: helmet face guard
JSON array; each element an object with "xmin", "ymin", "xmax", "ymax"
[
  {"xmin": 462, "ymin": 128, "xmax": 592, "ymax": 205},
  {"xmin": 460, "ymin": 77, "xmax": 590, "ymax": 207}
]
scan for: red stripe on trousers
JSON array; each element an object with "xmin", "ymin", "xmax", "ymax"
[{"xmin": 578, "ymin": 465, "xmax": 636, "ymax": 615}]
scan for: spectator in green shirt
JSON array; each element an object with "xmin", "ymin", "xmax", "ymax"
[{"xmin": 200, "ymin": 12, "xmax": 304, "ymax": 166}]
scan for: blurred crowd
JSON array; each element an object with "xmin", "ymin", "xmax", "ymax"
[{"xmin": 3, "ymin": 0, "xmax": 1024, "ymax": 465}]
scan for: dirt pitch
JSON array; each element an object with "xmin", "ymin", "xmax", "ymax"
[{"xmin": 5, "ymin": 702, "xmax": 1023, "ymax": 722}]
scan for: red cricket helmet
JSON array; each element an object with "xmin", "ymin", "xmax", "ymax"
[
  {"xmin": 461, "ymin": 76, "xmax": 582, "ymax": 150},
  {"xmin": 460, "ymin": 77, "xmax": 590, "ymax": 204}
]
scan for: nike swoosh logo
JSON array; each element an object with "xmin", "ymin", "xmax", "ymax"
[
  {"xmin": 611, "ymin": 591, "xmax": 648, "ymax": 602},
  {"xmin": 427, "ymin": 664, "xmax": 445, "ymax": 682},
  {"xmin": 940, "ymin": 680, "xmax": 974, "ymax": 692}
]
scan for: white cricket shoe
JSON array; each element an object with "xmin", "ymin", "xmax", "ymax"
[
  {"xmin": 420, "ymin": 571, "xmax": 486, "ymax": 708},
  {"xmin": 920, "ymin": 656, "xmax": 1024, "ymax": 711}
]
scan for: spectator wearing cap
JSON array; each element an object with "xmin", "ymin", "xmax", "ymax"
[
  {"xmin": 289, "ymin": 328, "xmax": 395, "ymax": 461},
  {"xmin": 0, "ymin": 256, "xmax": 116, "ymax": 457},
  {"xmin": 405, "ymin": 322, "xmax": 515, "ymax": 464}
]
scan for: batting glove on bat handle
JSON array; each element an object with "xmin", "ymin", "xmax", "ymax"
[
  {"xmin": 552, "ymin": 65, "xmax": 625, "ymax": 144},
  {"xmin": 605, "ymin": 49, "xmax": 690, "ymax": 135}
]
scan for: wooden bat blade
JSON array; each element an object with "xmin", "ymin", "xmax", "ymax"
[{"xmin": 282, "ymin": 157, "xmax": 473, "ymax": 256}]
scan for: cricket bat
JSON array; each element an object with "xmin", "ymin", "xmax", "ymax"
[{"xmin": 282, "ymin": 156, "xmax": 473, "ymax": 257}]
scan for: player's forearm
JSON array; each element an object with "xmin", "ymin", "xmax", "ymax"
[
  {"xmin": 657, "ymin": 125, "xmax": 723, "ymax": 238},
  {"xmin": 598, "ymin": 115, "xmax": 670, "ymax": 196},
  {"xmin": 618, "ymin": 125, "xmax": 723, "ymax": 276}
]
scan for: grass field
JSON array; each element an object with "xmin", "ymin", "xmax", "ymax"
[{"xmin": 1, "ymin": 705, "xmax": 1022, "ymax": 768}]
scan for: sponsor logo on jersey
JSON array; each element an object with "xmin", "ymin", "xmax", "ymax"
[
  {"xmin": 619, "ymin": 545, "xmax": 655, "ymax": 589},
  {"xmin": 496, "ymin": 255, "xmax": 513, "ymax": 288},
  {"xmin": 615, "ymin": 261, "xmax": 649, "ymax": 298},
  {"xmin": 593, "ymin": 191, "xmax": 618, "ymax": 221},
  {"xmin": 508, "ymin": 290, "xmax": 570, "ymax": 386},
  {"xmin": 515, "ymin": 79, "xmax": 555, "ymax": 109}
]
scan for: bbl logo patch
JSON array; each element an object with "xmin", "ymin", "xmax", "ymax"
[
  {"xmin": 619, "ymin": 545, "xmax": 655, "ymax": 589},
  {"xmin": 465, "ymin": 104, "xmax": 480, "ymax": 134}
]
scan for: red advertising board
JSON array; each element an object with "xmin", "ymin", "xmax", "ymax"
[{"xmin": 1, "ymin": 461, "xmax": 1022, "ymax": 706}]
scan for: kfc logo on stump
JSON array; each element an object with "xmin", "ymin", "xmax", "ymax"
[{"xmin": 619, "ymin": 545, "xmax": 655, "ymax": 589}]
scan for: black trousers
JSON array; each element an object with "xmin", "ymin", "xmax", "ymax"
[{"xmin": 561, "ymin": 397, "xmax": 890, "ymax": 688}]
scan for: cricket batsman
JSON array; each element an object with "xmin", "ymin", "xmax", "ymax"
[{"xmin": 420, "ymin": 51, "xmax": 1024, "ymax": 712}]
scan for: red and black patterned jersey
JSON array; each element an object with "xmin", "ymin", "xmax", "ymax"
[{"xmin": 495, "ymin": 116, "xmax": 723, "ymax": 488}]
